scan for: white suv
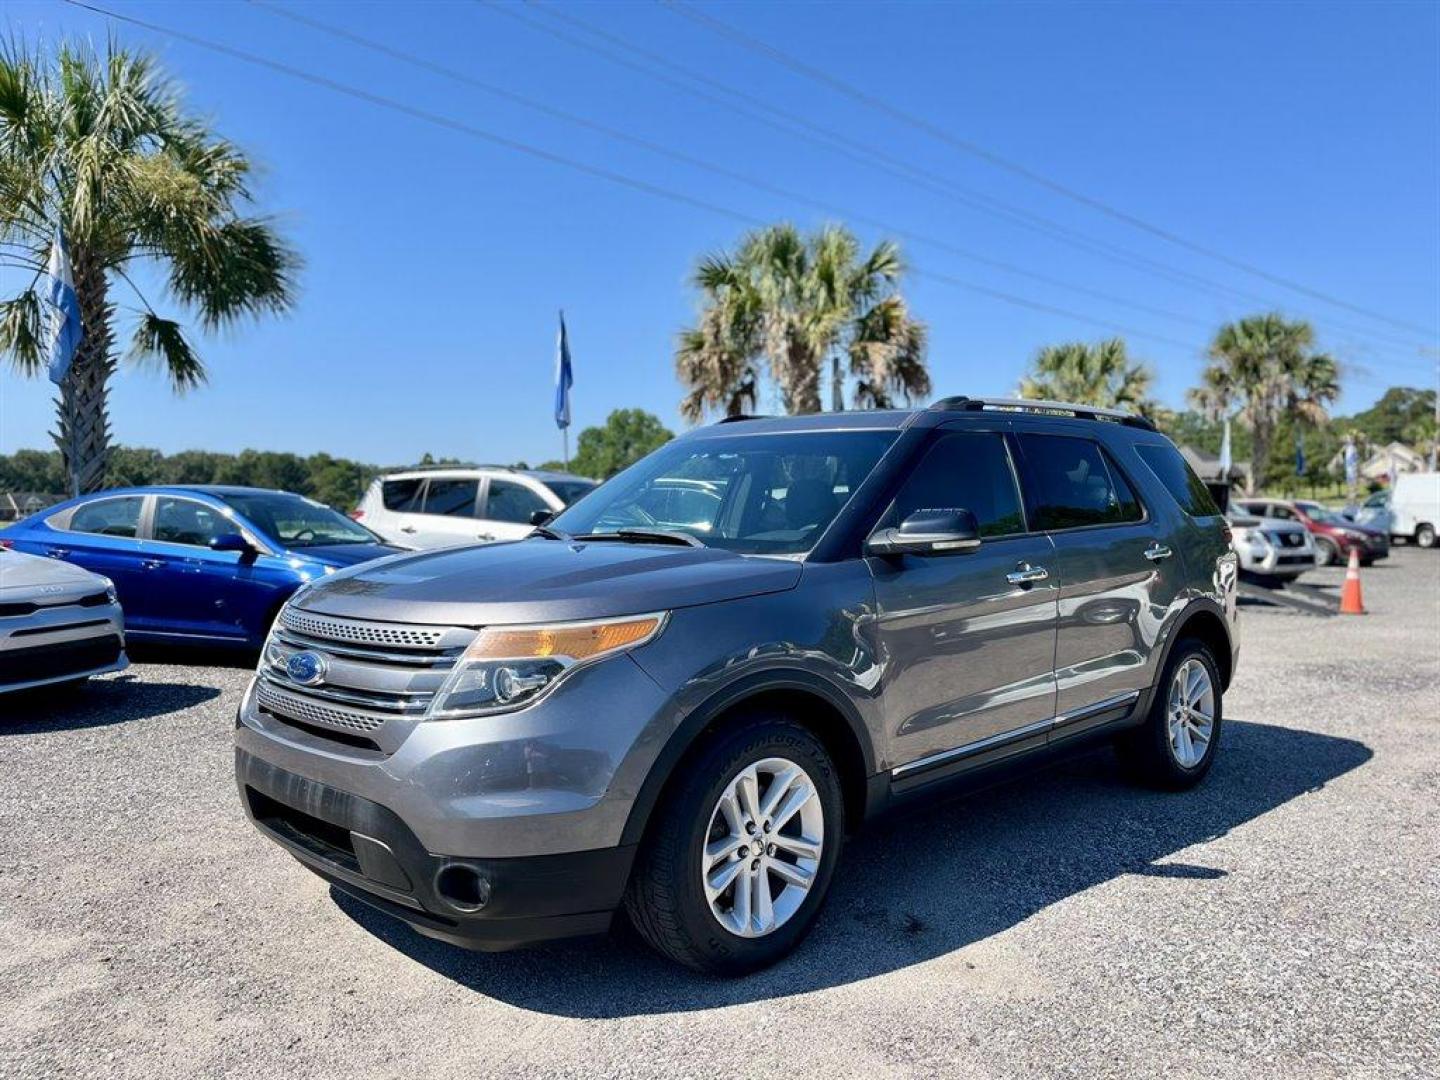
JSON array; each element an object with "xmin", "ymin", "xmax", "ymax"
[{"xmin": 354, "ymin": 467, "xmax": 596, "ymax": 549}]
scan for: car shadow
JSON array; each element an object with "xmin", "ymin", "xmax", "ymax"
[
  {"xmin": 331, "ymin": 718, "xmax": 1371, "ymax": 1016},
  {"xmin": 0, "ymin": 674, "xmax": 221, "ymax": 734},
  {"xmin": 126, "ymin": 642, "xmax": 258, "ymax": 669}
]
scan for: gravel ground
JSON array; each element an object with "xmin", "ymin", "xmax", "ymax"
[{"xmin": 2, "ymin": 549, "xmax": 1437, "ymax": 1079}]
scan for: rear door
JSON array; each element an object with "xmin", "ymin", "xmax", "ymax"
[
  {"xmin": 44, "ymin": 495, "xmax": 153, "ymax": 628},
  {"xmin": 1013, "ymin": 430, "xmax": 1186, "ymax": 733},
  {"xmin": 478, "ymin": 477, "xmax": 552, "ymax": 542},
  {"xmin": 869, "ymin": 426, "xmax": 1060, "ymax": 779}
]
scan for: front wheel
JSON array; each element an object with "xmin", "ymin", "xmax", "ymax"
[
  {"xmin": 1314, "ymin": 536, "xmax": 1340, "ymax": 566},
  {"xmin": 624, "ymin": 717, "xmax": 844, "ymax": 975},
  {"xmin": 1117, "ymin": 639, "xmax": 1223, "ymax": 790}
]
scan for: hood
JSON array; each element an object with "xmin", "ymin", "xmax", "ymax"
[
  {"xmin": 294, "ymin": 536, "xmax": 802, "ymax": 626},
  {"xmin": 0, "ymin": 548, "xmax": 108, "ymax": 598},
  {"xmin": 286, "ymin": 542, "xmax": 406, "ymax": 567}
]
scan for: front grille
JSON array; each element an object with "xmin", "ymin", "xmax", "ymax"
[
  {"xmin": 256, "ymin": 680, "xmax": 387, "ymax": 733},
  {"xmin": 281, "ymin": 608, "xmax": 445, "ymax": 650},
  {"xmin": 0, "ymin": 635, "xmax": 122, "ymax": 684},
  {"xmin": 1269, "ymin": 530, "xmax": 1306, "ymax": 548},
  {"xmin": 256, "ymin": 609, "xmax": 474, "ymax": 749},
  {"xmin": 0, "ymin": 590, "xmax": 111, "ymax": 618}
]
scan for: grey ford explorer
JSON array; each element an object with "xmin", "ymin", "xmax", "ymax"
[{"xmin": 236, "ymin": 397, "xmax": 1240, "ymax": 974}]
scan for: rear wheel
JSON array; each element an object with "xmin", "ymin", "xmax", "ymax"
[
  {"xmin": 1416, "ymin": 523, "xmax": 1436, "ymax": 549},
  {"xmin": 625, "ymin": 717, "xmax": 843, "ymax": 975},
  {"xmin": 1117, "ymin": 639, "xmax": 1223, "ymax": 790}
]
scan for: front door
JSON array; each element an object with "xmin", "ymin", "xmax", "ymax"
[
  {"xmin": 479, "ymin": 477, "xmax": 553, "ymax": 542},
  {"xmin": 140, "ymin": 494, "xmax": 256, "ymax": 641},
  {"xmin": 1012, "ymin": 430, "xmax": 1188, "ymax": 728},
  {"xmin": 868, "ymin": 427, "xmax": 1059, "ymax": 778}
]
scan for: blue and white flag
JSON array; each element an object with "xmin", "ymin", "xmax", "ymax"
[
  {"xmin": 1343, "ymin": 440, "xmax": 1359, "ymax": 487},
  {"xmin": 1295, "ymin": 429, "xmax": 1306, "ymax": 476},
  {"xmin": 44, "ymin": 228, "xmax": 84, "ymax": 386},
  {"xmin": 554, "ymin": 310, "xmax": 573, "ymax": 430},
  {"xmin": 1218, "ymin": 416, "xmax": 1232, "ymax": 475}
]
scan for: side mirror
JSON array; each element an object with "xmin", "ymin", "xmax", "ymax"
[
  {"xmin": 530, "ymin": 509, "xmax": 555, "ymax": 526},
  {"xmin": 866, "ymin": 508, "xmax": 982, "ymax": 557},
  {"xmin": 209, "ymin": 532, "xmax": 254, "ymax": 555}
]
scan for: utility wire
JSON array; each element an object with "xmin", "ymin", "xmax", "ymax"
[
  {"xmin": 486, "ymin": 0, "xmax": 1431, "ymax": 357},
  {"xmin": 661, "ymin": 0, "xmax": 1436, "ymax": 340},
  {"xmin": 58, "ymin": 0, "xmax": 1202, "ymax": 353},
  {"xmin": 248, "ymin": 0, "xmax": 1216, "ymax": 333}
]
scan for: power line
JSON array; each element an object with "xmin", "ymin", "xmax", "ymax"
[
  {"xmin": 483, "ymin": 0, "xmax": 1432, "ymax": 357},
  {"xmin": 58, "ymin": 0, "xmax": 1213, "ymax": 357},
  {"xmin": 661, "ymin": 0, "xmax": 1437, "ymax": 341},
  {"xmin": 247, "ymin": 0, "xmax": 1217, "ymax": 334}
]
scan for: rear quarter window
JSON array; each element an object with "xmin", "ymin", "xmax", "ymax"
[{"xmin": 1134, "ymin": 443, "xmax": 1221, "ymax": 517}]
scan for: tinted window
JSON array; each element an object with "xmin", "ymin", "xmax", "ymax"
[
  {"xmin": 1019, "ymin": 434, "xmax": 1146, "ymax": 530},
  {"xmin": 885, "ymin": 431, "xmax": 1025, "ymax": 537},
  {"xmin": 546, "ymin": 480, "xmax": 597, "ymax": 506},
  {"xmin": 550, "ymin": 431, "xmax": 896, "ymax": 555},
  {"xmin": 423, "ymin": 478, "xmax": 479, "ymax": 517},
  {"xmin": 485, "ymin": 479, "xmax": 550, "ymax": 524},
  {"xmin": 68, "ymin": 496, "xmax": 143, "ymax": 538},
  {"xmin": 382, "ymin": 478, "xmax": 425, "ymax": 512},
  {"xmin": 1135, "ymin": 443, "xmax": 1222, "ymax": 517},
  {"xmin": 154, "ymin": 497, "xmax": 228, "ymax": 546}
]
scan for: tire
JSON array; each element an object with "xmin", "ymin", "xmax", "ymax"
[
  {"xmin": 624, "ymin": 716, "xmax": 844, "ymax": 975},
  {"xmin": 1417, "ymin": 523, "xmax": 1436, "ymax": 549},
  {"xmin": 1117, "ymin": 638, "xmax": 1223, "ymax": 790},
  {"xmin": 1314, "ymin": 536, "xmax": 1340, "ymax": 566}
]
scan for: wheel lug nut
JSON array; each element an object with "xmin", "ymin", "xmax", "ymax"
[
  {"xmin": 751, "ymin": 860, "xmax": 760, "ymax": 871},
  {"xmin": 737, "ymin": 846, "xmax": 748, "ymax": 858},
  {"xmin": 762, "ymin": 821, "xmax": 771, "ymax": 833},
  {"xmin": 745, "ymin": 821, "xmax": 756, "ymax": 834},
  {"xmin": 766, "ymin": 843, "xmax": 776, "ymax": 856}
]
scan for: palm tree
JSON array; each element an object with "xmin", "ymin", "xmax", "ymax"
[
  {"xmin": 1018, "ymin": 338, "xmax": 1155, "ymax": 413},
  {"xmin": 0, "ymin": 40, "xmax": 297, "ymax": 493},
  {"xmin": 676, "ymin": 224, "xmax": 928, "ymax": 421},
  {"xmin": 1188, "ymin": 314, "xmax": 1339, "ymax": 487}
]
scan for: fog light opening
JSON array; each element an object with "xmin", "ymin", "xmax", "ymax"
[{"xmin": 435, "ymin": 864, "xmax": 491, "ymax": 912}]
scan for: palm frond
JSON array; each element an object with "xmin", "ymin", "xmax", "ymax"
[
  {"xmin": 0, "ymin": 288, "xmax": 45, "ymax": 375},
  {"xmin": 127, "ymin": 310, "xmax": 206, "ymax": 391}
]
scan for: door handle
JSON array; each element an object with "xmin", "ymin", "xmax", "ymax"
[
  {"xmin": 1143, "ymin": 543, "xmax": 1173, "ymax": 562},
  {"xmin": 1006, "ymin": 564, "xmax": 1049, "ymax": 586},
  {"xmin": 47, "ymin": 548, "xmax": 71, "ymax": 559},
  {"xmin": 477, "ymin": 533, "xmax": 494, "ymax": 542},
  {"xmin": 400, "ymin": 526, "xmax": 417, "ymax": 534},
  {"xmin": 141, "ymin": 559, "xmax": 165, "ymax": 570}
]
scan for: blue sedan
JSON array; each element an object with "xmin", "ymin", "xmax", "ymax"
[{"xmin": 2, "ymin": 485, "xmax": 403, "ymax": 648}]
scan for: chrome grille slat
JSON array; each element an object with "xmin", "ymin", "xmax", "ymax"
[
  {"xmin": 273, "ymin": 628, "xmax": 459, "ymax": 667},
  {"xmin": 256, "ymin": 680, "xmax": 388, "ymax": 733},
  {"xmin": 281, "ymin": 608, "xmax": 459, "ymax": 649}
]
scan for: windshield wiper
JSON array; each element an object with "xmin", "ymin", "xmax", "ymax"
[{"xmin": 573, "ymin": 529, "xmax": 705, "ymax": 548}]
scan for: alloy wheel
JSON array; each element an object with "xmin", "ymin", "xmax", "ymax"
[
  {"xmin": 701, "ymin": 757, "xmax": 824, "ymax": 938},
  {"xmin": 1167, "ymin": 658, "xmax": 1216, "ymax": 768}
]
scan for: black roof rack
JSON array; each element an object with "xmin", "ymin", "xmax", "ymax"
[
  {"xmin": 716, "ymin": 414, "xmax": 774, "ymax": 424},
  {"xmin": 930, "ymin": 396, "xmax": 1156, "ymax": 432}
]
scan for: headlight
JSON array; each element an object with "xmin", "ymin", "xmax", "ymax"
[{"xmin": 429, "ymin": 612, "xmax": 667, "ymax": 718}]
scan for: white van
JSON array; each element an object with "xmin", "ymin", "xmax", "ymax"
[
  {"xmin": 1390, "ymin": 472, "xmax": 1440, "ymax": 548},
  {"xmin": 354, "ymin": 467, "xmax": 597, "ymax": 549}
]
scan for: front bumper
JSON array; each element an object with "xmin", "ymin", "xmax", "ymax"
[
  {"xmin": 0, "ymin": 600, "xmax": 127, "ymax": 692},
  {"xmin": 237, "ymin": 749, "xmax": 635, "ymax": 950},
  {"xmin": 1232, "ymin": 541, "xmax": 1315, "ymax": 578}
]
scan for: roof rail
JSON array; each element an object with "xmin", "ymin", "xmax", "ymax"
[
  {"xmin": 716, "ymin": 414, "xmax": 773, "ymax": 424},
  {"xmin": 930, "ymin": 396, "xmax": 1156, "ymax": 432},
  {"xmin": 382, "ymin": 462, "xmax": 520, "ymax": 474}
]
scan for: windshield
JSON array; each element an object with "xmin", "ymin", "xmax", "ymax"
[
  {"xmin": 548, "ymin": 430, "xmax": 897, "ymax": 555},
  {"xmin": 546, "ymin": 480, "xmax": 598, "ymax": 506},
  {"xmin": 215, "ymin": 491, "xmax": 379, "ymax": 547},
  {"xmin": 1298, "ymin": 503, "xmax": 1347, "ymax": 524}
]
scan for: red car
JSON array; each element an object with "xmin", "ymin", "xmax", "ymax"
[{"xmin": 1236, "ymin": 499, "xmax": 1390, "ymax": 566}]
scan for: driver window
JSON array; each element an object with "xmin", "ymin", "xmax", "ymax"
[
  {"xmin": 154, "ymin": 497, "xmax": 228, "ymax": 547},
  {"xmin": 885, "ymin": 431, "xmax": 1025, "ymax": 537}
]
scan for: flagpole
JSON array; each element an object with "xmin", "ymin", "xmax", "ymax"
[{"xmin": 563, "ymin": 427, "xmax": 569, "ymax": 471}]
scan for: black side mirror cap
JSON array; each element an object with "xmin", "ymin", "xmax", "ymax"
[
  {"xmin": 866, "ymin": 508, "xmax": 982, "ymax": 557},
  {"xmin": 530, "ymin": 509, "xmax": 555, "ymax": 526},
  {"xmin": 209, "ymin": 532, "xmax": 253, "ymax": 554}
]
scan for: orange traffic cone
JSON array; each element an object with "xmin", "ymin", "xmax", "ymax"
[{"xmin": 1339, "ymin": 546, "xmax": 1366, "ymax": 615}]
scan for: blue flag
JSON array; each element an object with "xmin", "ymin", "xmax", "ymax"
[
  {"xmin": 44, "ymin": 228, "xmax": 84, "ymax": 385},
  {"xmin": 1295, "ymin": 429, "xmax": 1306, "ymax": 476},
  {"xmin": 554, "ymin": 311, "xmax": 573, "ymax": 430}
]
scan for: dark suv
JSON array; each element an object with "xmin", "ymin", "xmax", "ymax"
[{"xmin": 236, "ymin": 398, "xmax": 1239, "ymax": 974}]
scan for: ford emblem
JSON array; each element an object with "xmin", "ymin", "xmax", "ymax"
[{"xmin": 285, "ymin": 650, "xmax": 328, "ymax": 686}]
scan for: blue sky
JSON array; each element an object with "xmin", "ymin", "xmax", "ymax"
[{"xmin": 2, "ymin": 0, "xmax": 1437, "ymax": 467}]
